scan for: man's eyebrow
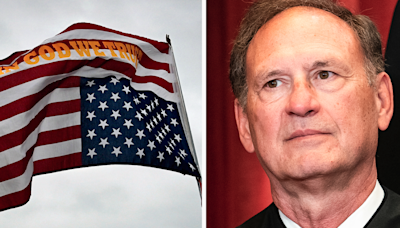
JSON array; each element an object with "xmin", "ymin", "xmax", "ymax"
[
  {"xmin": 311, "ymin": 61, "xmax": 329, "ymax": 68},
  {"xmin": 266, "ymin": 69, "xmax": 284, "ymax": 78},
  {"xmin": 309, "ymin": 59, "xmax": 351, "ymax": 73}
]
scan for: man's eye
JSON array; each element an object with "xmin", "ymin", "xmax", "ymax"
[
  {"xmin": 318, "ymin": 71, "xmax": 333, "ymax": 79},
  {"xmin": 266, "ymin": 79, "xmax": 282, "ymax": 88}
]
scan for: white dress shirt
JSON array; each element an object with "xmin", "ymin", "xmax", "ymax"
[{"xmin": 278, "ymin": 180, "xmax": 384, "ymax": 228}]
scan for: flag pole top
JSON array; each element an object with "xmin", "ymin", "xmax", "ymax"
[{"xmin": 166, "ymin": 34, "xmax": 171, "ymax": 45}]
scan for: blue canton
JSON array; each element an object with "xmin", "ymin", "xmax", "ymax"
[{"xmin": 80, "ymin": 76, "xmax": 199, "ymax": 177}]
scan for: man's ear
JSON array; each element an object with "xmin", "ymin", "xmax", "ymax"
[
  {"xmin": 376, "ymin": 72, "xmax": 394, "ymax": 131},
  {"xmin": 234, "ymin": 99, "xmax": 255, "ymax": 153}
]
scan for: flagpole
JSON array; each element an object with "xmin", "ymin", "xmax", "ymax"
[{"xmin": 166, "ymin": 35, "xmax": 202, "ymax": 200}]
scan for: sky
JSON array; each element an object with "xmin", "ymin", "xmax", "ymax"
[{"xmin": 0, "ymin": 1, "xmax": 202, "ymax": 227}]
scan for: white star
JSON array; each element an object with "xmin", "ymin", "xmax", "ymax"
[
  {"xmin": 156, "ymin": 113, "xmax": 162, "ymax": 121},
  {"xmin": 179, "ymin": 149, "xmax": 188, "ymax": 158},
  {"xmin": 147, "ymin": 140, "xmax": 156, "ymax": 151},
  {"xmin": 86, "ymin": 111, "xmax": 96, "ymax": 121},
  {"xmin": 86, "ymin": 80, "xmax": 95, "ymax": 87},
  {"xmin": 160, "ymin": 109, "xmax": 167, "ymax": 117},
  {"xmin": 86, "ymin": 129, "xmax": 97, "ymax": 139},
  {"xmin": 111, "ymin": 146, "xmax": 122, "ymax": 157},
  {"xmin": 123, "ymin": 119, "xmax": 134, "ymax": 129},
  {"xmin": 136, "ymin": 148, "xmax": 145, "ymax": 159},
  {"xmin": 86, "ymin": 93, "xmax": 96, "ymax": 103},
  {"xmin": 139, "ymin": 93, "xmax": 147, "ymax": 99},
  {"xmin": 110, "ymin": 92, "xmax": 121, "ymax": 102},
  {"xmin": 111, "ymin": 128, "xmax": 122, "ymax": 138},
  {"xmin": 87, "ymin": 148, "xmax": 97, "ymax": 159},
  {"xmin": 175, "ymin": 156, "xmax": 181, "ymax": 166},
  {"xmin": 140, "ymin": 109, "xmax": 148, "ymax": 116},
  {"xmin": 98, "ymin": 119, "xmax": 109, "ymax": 129},
  {"xmin": 124, "ymin": 137, "xmax": 134, "ymax": 148},
  {"xmin": 154, "ymin": 98, "xmax": 159, "ymax": 106},
  {"xmin": 136, "ymin": 129, "xmax": 145, "ymax": 140},
  {"xmin": 98, "ymin": 101, "xmax": 109, "ymax": 111},
  {"xmin": 98, "ymin": 84, "xmax": 108, "ymax": 93},
  {"xmin": 122, "ymin": 85, "xmax": 131, "ymax": 94},
  {"xmin": 133, "ymin": 97, "xmax": 141, "ymax": 105},
  {"xmin": 99, "ymin": 138, "xmax": 109, "ymax": 148},
  {"xmin": 157, "ymin": 152, "xmax": 164, "ymax": 162},
  {"xmin": 146, "ymin": 104, "xmax": 152, "ymax": 112},
  {"xmin": 170, "ymin": 138, "xmax": 176, "ymax": 147},
  {"xmin": 170, "ymin": 118, "xmax": 179, "ymax": 127},
  {"xmin": 135, "ymin": 111, "xmax": 144, "ymax": 121},
  {"xmin": 111, "ymin": 110, "xmax": 121, "ymax": 120},
  {"xmin": 189, "ymin": 163, "xmax": 196, "ymax": 172},
  {"xmin": 164, "ymin": 124, "xmax": 171, "ymax": 132},
  {"xmin": 174, "ymin": 134, "xmax": 182, "ymax": 142},
  {"xmin": 110, "ymin": 77, "xmax": 120, "ymax": 85},
  {"xmin": 167, "ymin": 104, "xmax": 174, "ymax": 112},
  {"xmin": 166, "ymin": 146, "xmax": 172, "ymax": 155},
  {"xmin": 146, "ymin": 123, "xmax": 152, "ymax": 132},
  {"xmin": 123, "ymin": 101, "xmax": 133, "ymax": 111},
  {"xmin": 155, "ymin": 135, "xmax": 162, "ymax": 143}
]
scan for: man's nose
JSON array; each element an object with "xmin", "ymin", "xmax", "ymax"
[{"xmin": 285, "ymin": 79, "xmax": 320, "ymax": 117}]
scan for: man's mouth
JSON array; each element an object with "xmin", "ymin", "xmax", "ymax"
[{"xmin": 287, "ymin": 129, "xmax": 328, "ymax": 141}]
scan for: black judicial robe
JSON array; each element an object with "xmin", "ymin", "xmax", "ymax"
[{"xmin": 238, "ymin": 186, "xmax": 400, "ymax": 228}]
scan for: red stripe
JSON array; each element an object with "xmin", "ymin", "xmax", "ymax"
[
  {"xmin": 0, "ymin": 58, "xmax": 172, "ymax": 93},
  {"xmin": 0, "ymin": 125, "xmax": 81, "ymax": 182},
  {"xmin": 133, "ymin": 76, "xmax": 174, "ymax": 93},
  {"xmin": 36, "ymin": 125, "xmax": 81, "ymax": 147},
  {"xmin": 0, "ymin": 60, "xmax": 86, "ymax": 92},
  {"xmin": 33, "ymin": 153, "xmax": 82, "ymax": 175},
  {"xmin": 0, "ymin": 183, "xmax": 31, "ymax": 212},
  {"xmin": 0, "ymin": 76, "xmax": 80, "ymax": 121},
  {"xmin": 87, "ymin": 58, "xmax": 173, "ymax": 92},
  {"xmin": 0, "ymin": 100, "xmax": 80, "ymax": 152},
  {"xmin": 58, "ymin": 23, "xmax": 170, "ymax": 54},
  {"xmin": 0, "ymin": 148, "xmax": 34, "ymax": 182}
]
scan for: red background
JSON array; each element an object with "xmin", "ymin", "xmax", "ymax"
[{"xmin": 206, "ymin": 0, "xmax": 398, "ymax": 227}]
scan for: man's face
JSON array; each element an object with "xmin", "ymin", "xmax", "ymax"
[{"xmin": 236, "ymin": 7, "xmax": 389, "ymax": 181}]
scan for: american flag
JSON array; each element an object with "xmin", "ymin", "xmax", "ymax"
[{"xmin": 0, "ymin": 23, "xmax": 201, "ymax": 211}]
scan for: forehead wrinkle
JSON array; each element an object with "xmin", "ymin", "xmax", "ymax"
[{"xmin": 306, "ymin": 58, "xmax": 352, "ymax": 74}]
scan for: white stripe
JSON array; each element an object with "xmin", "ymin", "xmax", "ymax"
[
  {"xmin": 0, "ymin": 156, "xmax": 33, "ymax": 198},
  {"xmin": 136, "ymin": 63, "xmax": 176, "ymax": 83},
  {"xmin": 131, "ymin": 82, "xmax": 179, "ymax": 103},
  {"xmin": 33, "ymin": 139, "xmax": 81, "ymax": 161},
  {"xmin": 0, "ymin": 87, "xmax": 80, "ymax": 137},
  {"xmin": 41, "ymin": 29, "xmax": 171, "ymax": 63},
  {"xmin": 0, "ymin": 112, "xmax": 81, "ymax": 169},
  {"xmin": 1, "ymin": 49, "xmax": 170, "ymax": 81}
]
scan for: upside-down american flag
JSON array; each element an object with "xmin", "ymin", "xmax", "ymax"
[{"xmin": 0, "ymin": 22, "xmax": 201, "ymax": 211}]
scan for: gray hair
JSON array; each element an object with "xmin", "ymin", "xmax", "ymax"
[{"xmin": 230, "ymin": 0, "xmax": 384, "ymax": 109}]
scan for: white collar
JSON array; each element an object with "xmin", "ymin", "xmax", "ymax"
[{"xmin": 278, "ymin": 180, "xmax": 384, "ymax": 228}]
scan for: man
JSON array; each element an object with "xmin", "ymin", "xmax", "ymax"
[{"xmin": 230, "ymin": 0, "xmax": 400, "ymax": 227}]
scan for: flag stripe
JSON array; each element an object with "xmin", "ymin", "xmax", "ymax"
[
  {"xmin": 0, "ymin": 57, "xmax": 171, "ymax": 94},
  {"xmin": 33, "ymin": 153, "xmax": 82, "ymax": 175},
  {"xmin": 0, "ymin": 110, "xmax": 81, "ymax": 169},
  {"xmin": 33, "ymin": 139, "xmax": 82, "ymax": 162},
  {"xmin": 0, "ymin": 76, "xmax": 80, "ymax": 121},
  {"xmin": 0, "ymin": 157, "xmax": 33, "ymax": 198},
  {"xmin": 0, "ymin": 183, "xmax": 31, "ymax": 212},
  {"xmin": 0, "ymin": 148, "xmax": 34, "ymax": 183},
  {"xmin": 57, "ymin": 23, "xmax": 170, "ymax": 54},
  {"xmin": 0, "ymin": 90, "xmax": 80, "ymax": 139},
  {"xmin": 41, "ymin": 29, "xmax": 171, "ymax": 63},
  {"xmin": 36, "ymin": 125, "xmax": 81, "ymax": 147}
]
